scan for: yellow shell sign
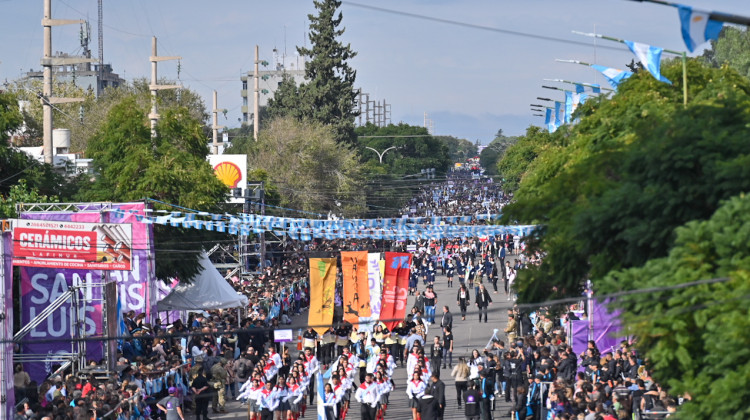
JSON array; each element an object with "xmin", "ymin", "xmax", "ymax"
[{"xmin": 213, "ymin": 161, "xmax": 242, "ymax": 188}]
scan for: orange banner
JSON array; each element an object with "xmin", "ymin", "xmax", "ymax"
[
  {"xmin": 308, "ymin": 258, "xmax": 337, "ymax": 335},
  {"xmin": 341, "ymin": 251, "xmax": 371, "ymax": 324}
]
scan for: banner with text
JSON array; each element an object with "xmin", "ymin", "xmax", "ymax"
[
  {"xmin": 381, "ymin": 252, "xmax": 411, "ymax": 330},
  {"xmin": 18, "ymin": 203, "xmax": 165, "ymax": 382},
  {"xmin": 12, "ymin": 219, "xmax": 133, "ymax": 270},
  {"xmin": 2, "ymin": 232, "xmax": 15, "ymax": 420},
  {"xmin": 341, "ymin": 251, "xmax": 371, "ymax": 325},
  {"xmin": 307, "ymin": 258, "xmax": 337, "ymax": 336}
]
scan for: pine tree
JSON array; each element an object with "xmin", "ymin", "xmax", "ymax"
[{"xmin": 268, "ymin": 0, "xmax": 359, "ymax": 145}]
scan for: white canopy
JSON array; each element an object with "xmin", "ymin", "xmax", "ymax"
[{"xmin": 155, "ymin": 252, "xmax": 248, "ymax": 311}]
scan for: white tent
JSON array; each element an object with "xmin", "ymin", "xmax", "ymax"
[{"xmin": 156, "ymin": 252, "xmax": 248, "ymax": 311}]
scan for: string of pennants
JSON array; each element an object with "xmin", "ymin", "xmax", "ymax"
[{"xmin": 106, "ymin": 208, "xmax": 536, "ymax": 240}]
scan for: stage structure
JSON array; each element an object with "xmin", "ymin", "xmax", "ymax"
[{"xmin": 10, "ymin": 202, "xmax": 167, "ymax": 384}]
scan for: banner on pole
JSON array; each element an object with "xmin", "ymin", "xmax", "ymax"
[
  {"xmin": 11, "ymin": 219, "xmax": 133, "ymax": 270},
  {"xmin": 1, "ymin": 232, "xmax": 16, "ymax": 420},
  {"xmin": 308, "ymin": 258, "xmax": 337, "ymax": 336},
  {"xmin": 381, "ymin": 252, "xmax": 411, "ymax": 330},
  {"xmin": 341, "ymin": 251, "xmax": 371, "ymax": 324}
]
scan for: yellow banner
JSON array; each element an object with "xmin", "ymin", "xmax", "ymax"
[
  {"xmin": 308, "ymin": 258, "xmax": 337, "ymax": 336},
  {"xmin": 341, "ymin": 251, "xmax": 371, "ymax": 324}
]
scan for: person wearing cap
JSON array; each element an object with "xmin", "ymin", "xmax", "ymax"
[{"xmin": 157, "ymin": 387, "xmax": 185, "ymax": 420}]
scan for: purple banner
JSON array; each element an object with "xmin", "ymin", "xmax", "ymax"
[
  {"xmin": 19, "ymin": 203, "xmax": 166, "ymax": 382},
  {"xmin": 592, "ymin": 299, "xmax": 623, "ymax": 354},
  {"xmin": 570, "ymin": 320, "xmax": 589, "ymax": 373},
  {"xmin": 2, "ymin": 232, "xmax": 16, "ymax": 419}
]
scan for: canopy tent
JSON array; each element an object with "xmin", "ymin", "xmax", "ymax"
[{"xmin": 155, "ymin": 252, "xmax": 248, "ymax": 311}]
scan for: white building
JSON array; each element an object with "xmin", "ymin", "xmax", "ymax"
[{"xmin": 240, "ymin": 50, "xmax": 307, "ymax": 125}]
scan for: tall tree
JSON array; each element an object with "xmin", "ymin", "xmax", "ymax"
[
  {"xmin": 702, "ymin": 27, "xmax": 750, "ymax": 78},
  {"xmin": 501, "ymin": 59, "xmax": 750, "ymax": 303},
  {"xmin": 268, "ymin": 0, "xmax": 358, "ymax": 145},
  {"xmin": 77, "ymin": 97, "xmax": 228, "ymax": 281},
  {"xmin": 602, "ymin": 194, "xmax": 750, "ymax": 420},
  {"xmin": 246, "ymin": 117, "xmax": 365, "ymax": 216}
]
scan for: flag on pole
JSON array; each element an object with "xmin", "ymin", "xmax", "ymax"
[
  {"xmin": 575, "ymin": 83, "xmax": 600, "ymax": 94},
  {"xmin": 564, "ymin": 91, "xmax": 587, "ymax": 123},
  {"xmin": 624, "ymin": 40, "xmax": 672, "ymax": 84},
  {"xmin": 590, "ymin": 65, "xmax": 633, "ymax": 89},
  {"xmin": 545, "ymin": 108, "xmax": 557, "ymax": 133},
  {"xmin": 554, "ymin": 101, "xmax": 565, "ymax": 126},
  {"xmin": 677, "ymin": 5, "xmax": 723, "ymax": 52},
  {"xmin": 317, "ymin": 370, "xmax": 326, "ymax": 420}
]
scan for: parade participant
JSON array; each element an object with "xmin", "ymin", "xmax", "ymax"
[
  {"xmin": 322, "ymin": 383, "xmax": 338, "ymax": 420},
  {"xmin": 329, "ymin": 374, "xmax": 348, "ymax": 419},
  {"xmin": 446, "ymin": 258, "xmax": 455, "ymax": 288},
  {"xmin": 257, "ymin": 381, "xmax": 278, "ymax": 420},
  {"xmin": 456, "ymin": 284, "xmax": 471, "ymax": 321},
  {"xmin": 302, "ymin": 328, "xmax": 318, "ymax": 354},
  {"xmin": 302, "ymin": 347, "xmax": 320, "ymax": 376},
  {"xmin": 374, "ymin": 370, "xmax": 392, "ymax": 419},
  {"xmin": 273, "ymin": 378, "xmax": 289, "ymax": 420},
  {"xmin": 366, "ymin": 338, "xmax": 382, "ymax": 376},
  {"xmin": 355, "ymin": 373, "xmax": 381, "ymax": 420},
  {"xmin": 406, "ymin": 372, "xmax": 427, "ymax": 420},
  {"xmin": 240, "ymin": 378, "xmax": 264, "ymax": 420},
  {"xmin": 284, "ymin": 376, "xmax": 304, "ymax": 420},
  {"xmin": 475, "ymin": 284, "xmax": 492, "ymax": 323}
]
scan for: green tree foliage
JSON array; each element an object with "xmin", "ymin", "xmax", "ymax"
[
  {"xmin": 0, "ymin": 180, "xmax": 59, "ymax": 219},
  {"xmin": 267, "ymin": 0, "xmax": 358, "ymax": 145},
  {"xmin": 601, "ymin": 194, "xmax": 750, "ymax": 420},
  {"xmin": 246, "ymin": 117, "xmax": 365, "ymax": 216},
  {"xmin": 434, "ymin": 135, "xmax": 477, "ymax": 163},
  {"xmin": 502, "ymin": 59, "xmax": 750, "ymax": 303},
  {"xmin": 354, "ymin": 123, "xmax": 452, "ymax": 217},
  {"xmin": 496, "ymin": 125, "xmax": 556, "ymax": 192},
  {"xmin": 0, "ymin": 90, "xmax": 63, "ymax": 198},
  {"xmin": 77, "ymin": 97, "xmax": 228, "ymax": 281},
  {"xmin": 480, "ymin": 129, "xmax": 518, "ymax": 175},
  {"xmin": 702, "ymin": 27, "xmax": 750, "ymax": 78}
]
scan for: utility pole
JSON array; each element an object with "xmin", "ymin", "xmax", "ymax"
[
  {"xmin": 42, "ymin": 0, "xmax": 95, "ymax": 164},
  {"xmin": 357, "ymin": 89, "xmax": 363, "ymax": 126},
  {"xmin": 149, "ymin": 36, "xmax": 181, "ymax": 138},
  {"xmin": 253, "ymin": 45, "xmax": 260, "ymax": 141},
  {"xmin": 212, "ymin": 91, "xmax": 226, "ymax": 155},
  {"xmin": 97, "ymin": 0, "xmax": 103, "ymax": 96}
]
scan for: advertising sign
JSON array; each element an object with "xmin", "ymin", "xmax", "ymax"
[
  {"xmin": 207, "ymin": 154, "xmax": 247, "ymax": 204},
  {"xmin": 12, "ymin": 219, "xmax": 133, "ymax": 270}
]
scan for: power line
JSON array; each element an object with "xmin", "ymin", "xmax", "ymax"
[{"xmin": 341, "ymin": 1, "xmax": 627, "ymax": 52}]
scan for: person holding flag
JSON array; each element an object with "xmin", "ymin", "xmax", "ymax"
[{"xmin": 321, "ymin": 383, "xmax": 338, "ymax": 420}]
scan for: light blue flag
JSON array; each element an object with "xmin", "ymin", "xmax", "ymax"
[
  {"xmin": 575, "ymin": 83, "xmax": 600, "ymax": 94},
  {"xmin": 678, "ymin": 5, "xmax": 723, "ymax": 52},
  {"xmin": 624, "ymin": 40, "xmax": 672, "ymax": 84},
  {"xmin": 590, "ymin": 64, "xmax": 633, "ymax": 89},
  {"xmin": 564, "ymin": 91, "xmax": 588, "ymax": 123},
  {"xmin": 317, "ymin": 370, "xmax": 326, "ymax": 420},
  {"xmin": 554, "ymin": 101, "xmax": 565, "ymax": 126},
  {"xmin": 544, "ymin": 107, "xmax": 557, "ymax": 133}
]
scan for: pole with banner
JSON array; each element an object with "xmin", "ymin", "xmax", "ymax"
[{"xmin": 1, "ymin": 229, "xmax": 16, "ymax": 420}]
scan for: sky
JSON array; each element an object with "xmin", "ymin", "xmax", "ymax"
[{"xmin": 1, "ymin": 0, "xmax": 749, "ymax": 144}]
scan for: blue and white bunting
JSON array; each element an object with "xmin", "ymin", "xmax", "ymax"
[
  {"xmin": 575, "ymin": 83, "xmax": 601, "ymax": 94},
  {"xmin": 677, "ymin": 5, "xmax": 723, "ymax": 52},
  {"xmin": 624, "ymin": 40, "xmax": 672, "ymax": 84},
  {"xmin": 545, "ymin": 108, "xmax": 557, "ymax": 133},
  {"xmin": 590, "ymin": 64, "xmax": 633, "ymax": 90},
  {"xmin": 564, "ymin": 91, "xmax": 588, "ymax": 123}
]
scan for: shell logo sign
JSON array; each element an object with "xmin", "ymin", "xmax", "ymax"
[
  {"xmin": 207, "ymin": 154, "xmax": 247, "ymax": 203},
  {"xmin": 213, "ymin": 161, "xmax": 242, "ymax": 188}
]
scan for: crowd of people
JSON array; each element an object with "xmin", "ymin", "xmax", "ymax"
[{"xmin": 11, "ymin": 170, "xmax": 680, "ymax": 420}]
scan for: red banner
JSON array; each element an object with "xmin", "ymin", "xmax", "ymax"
[
  {"xmin": 381, "ymin": 252, "xmax": 411, "ymax": 330},
  {"xmin": 11, "ymin": 219, "xmax": 133, "ymax": 270},
  {"xmin": 341, "ymin": 251, "xmax": 371, "ymax": 324}
]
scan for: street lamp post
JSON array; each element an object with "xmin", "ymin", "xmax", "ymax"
[{"xmin": 365, "ymin": 146, "xmax": 400, "ymax": 164}]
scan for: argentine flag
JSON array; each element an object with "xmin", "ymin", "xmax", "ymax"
[
  {"xmin": 316, "ymin": 370, "xmax": 326, "ymax": 420},
  {"xmin": 564, "ymin": 91, "xmax": 587, "ymax": 123},
  {"xmin": 575, "ymin": 83, "xmax": 601, "ymax": 94},
  {"xmin": 678, "ymin": 5, "xmax": 723, "ymax": 52},
  {"xmin": 545, "ymin": 108, "xmax": 557, "ymax": 133},
  {"xmin": 554, "ymin": 101, "xmax": 565, "ymax": 127},
  {"xmin": 590, "ymin": 65, "xmax": 633, "ymax": 90},
  {"xmin": 624, "ymin": 41, "xmax": 672, "ymax": 84}
]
